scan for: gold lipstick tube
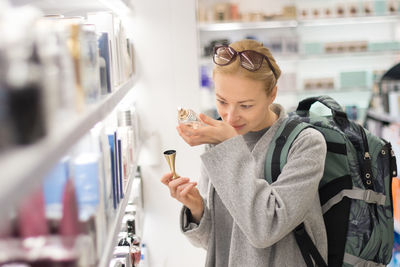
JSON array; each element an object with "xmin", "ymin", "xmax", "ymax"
[{"xmin": 164, "ymin": 150, "xmax": 179, "ymax": 179}]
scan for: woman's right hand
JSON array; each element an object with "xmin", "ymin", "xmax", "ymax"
[
  {"xmin": 161, "ymin": 172, "xmax": 204, "ymax": 223},
  {"xmin": 176, "ymin": 113, "xmax": 238, "ymax": 146}
]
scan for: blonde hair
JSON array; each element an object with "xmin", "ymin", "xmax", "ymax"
[{"xmin": 212, "ymin": 39, "xmax": 281, "ymax": 96}]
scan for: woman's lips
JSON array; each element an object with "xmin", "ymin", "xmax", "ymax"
[{"xmin": 232, "ymin": 124, "xmax": 245, "ymax": 130}]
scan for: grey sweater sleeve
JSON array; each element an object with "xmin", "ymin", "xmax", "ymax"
[
  {"xmin": 179, "ymin": 160, "xmax": 212, "ymax": 249},
  {"xmin": 201, "ymin": 128, "xmax": 326, "ymax": 248}
]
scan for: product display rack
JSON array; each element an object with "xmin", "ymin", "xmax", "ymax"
[
  {"xmin": 0, "ymin": 1, "xmax": 143, "ymax": 266},
  {"xmin": 197, "ymin": 3, "xmax": 400, "ymax": 121},
  {"xmin": 298, "ymin": 14, "xmax": 400, "ymax": 27},
  {"xmin": 98, "ymin": 145, "xmax": 141, "ymax": 267},
  {"xmin": 278, "ymin": 86, "xmax": 372, "ymax": 95},
  {"xmin": 11, "ymin": 0, "xmax": 132, "ymax": 16},
  {"xmin": 0, "ymin": 75, "xmax": 137, "ymax": 215},
  {"xmin": 198, "ymin": 19, "xmax": 298, "ymax": 31},
  {"xmin": 197, "ymin": 15, "xmax": 400, "ymax": 31}
]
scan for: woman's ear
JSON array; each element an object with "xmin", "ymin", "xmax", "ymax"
[{"xmin": 269, "ymin": 86, "xmax": 277, "ymax": 103}]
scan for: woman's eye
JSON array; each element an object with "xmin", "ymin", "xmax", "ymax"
[
  {"xmin": 241, "ymin": 105, "xmax": 253, "ymax": 109},
  {"xmin": 217, "ymin": 99, "xmax": 226, "ymax": 105}
]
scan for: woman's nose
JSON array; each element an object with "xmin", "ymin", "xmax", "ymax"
[{"xmin": 226, "ymin": 107, "xmax": 239, "ymax": 124}]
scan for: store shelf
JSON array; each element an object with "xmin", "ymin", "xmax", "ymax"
[
  {"xmin": 198, "ymin": 15, "xmax": 400, "ymax": 31},
  {"xmin": 298, "ymin": 15, "xmax": 400, "ymax": 27},
  {"xmin": 279, "ymin": 87, "xmax": 371, "ymax": 95},
  {"xmin": 299, "ymin": 50, "xmax": 400, "ymax": 60},
  {"xmin": 0, "ymin": 76, "xmax": 136, "ymax": 215},
  {"xmin": 98, "ymin": 146, "xmax": 141, "ymax": 267},
  {"xmin": 10, "ymin": 0, "xmax": 132, "ymax": 16},
  {"xmin": 198, "ymin": 19, "xmax": 298, "ymax": 31}
]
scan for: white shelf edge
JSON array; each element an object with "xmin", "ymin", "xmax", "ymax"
[
  {"xmin": 0, "ymin": 75, "xmax": 137, "ymax": 214},
  {"xmin": 11, "ymin": 0, "xmax": 132, "ymax": 14},
  {"xmin": 298, "ymin": 50, "xmax": 400, "ymax": 60},
  {"xmin": 299, "ymin": 15, "xmax": 400, "ymax": 27},
  {"xmin": 98, "ymin": 147, "xmax": 141, "ymax": 267},
  {"xmin": 278, "ymin": 87, "xmax": 372, "ymax": 95},
  {"xmin": 198, "ymin": 15, "xmax": 400, "ymax": 31},
  {"xmin": 198, "ymin": 20, "xmax": 298, "ymax": 31}
]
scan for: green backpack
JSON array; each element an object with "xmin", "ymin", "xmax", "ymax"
[{"xmin": 264, "ymin": 96, "xmax": 398, "ymax": 267}]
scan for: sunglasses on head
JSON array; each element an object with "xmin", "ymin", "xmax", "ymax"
[{"xmin": 213, "ymin": 45, "xmax": 277, "ymax": 79}]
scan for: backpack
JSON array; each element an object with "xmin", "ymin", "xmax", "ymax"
[{"xmin": 264, "ymin": 95, "xmax": 398, "ymax": 267}]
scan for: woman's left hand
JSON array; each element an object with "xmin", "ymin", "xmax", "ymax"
[{"xmin": 176, "ymin": 113, "xmax": 238, "ymax": 146}]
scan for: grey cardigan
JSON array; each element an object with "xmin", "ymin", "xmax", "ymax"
[{"xmin": 180, "ymin": 104, "xmax": 328, "ymax": 267}]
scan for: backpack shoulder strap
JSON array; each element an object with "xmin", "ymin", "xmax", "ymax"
[
  {"xmin": 264, "ymin": 119, "xmax": 327, "ymax": 267},
  {"xmin": 264, "ymin": 118, "xmax": 310, "ymax": 183}
]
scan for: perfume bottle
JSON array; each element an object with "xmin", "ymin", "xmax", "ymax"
[
  {"xmin": 118, "ymin": 214, "xmax": 141, "ymax": 267},
  {"xmin": 177, "ymin": 107, "xmax": 203, "ymax": 129},
  {"xmin": 65, "ymin": 22, "xmax": 85, "ymax": 112},
  {"xmin": 6, "ymin": 48, "xmax": 46, "ymax": 146},
  {"xmin": 128, "ymin": 226, "xmax": 141, "ymax": 267}
]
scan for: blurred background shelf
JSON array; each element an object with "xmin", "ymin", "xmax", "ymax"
[
  {"xmin": 98, "ymin": 146, "xmax": 141, "ymax": 267},
  {"xmin": 197, "ymin": 15, "xmax": 400, "ymax": 31},
  {"xmin": 0, "ymin": 76, "xmax": 136, "ymax": 214},
  {"xmin": 298, "ymin": 14, "xmax": 400, "ymax": 26},
  {"xmin": 198, "ymin": 20, "xmax": 298, "ymax": 31},
  {"xmin": 278, "ymin": 86, "xmax": 372, "ymax": 95},
  {"xmin": 10, "ymin": 0, "xmax": 132, "ymax": 16}
]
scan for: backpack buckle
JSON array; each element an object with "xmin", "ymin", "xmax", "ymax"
[{"xmin": 364, "ymin": 190, "xmax": 372, "ymax": 203}]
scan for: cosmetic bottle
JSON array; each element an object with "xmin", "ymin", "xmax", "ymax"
[
  {"xmin": 43, "ymin": 157, "xmax": 70, "ymax": 225},
  {"xmin": 113, "ymin": 245, "xmax": 131, "ymax": 267},
  {"xmin": 63, "ymin": 22, "xmax": 85, "ymax": 112},
  {"xmin": 117, "ymin": 107, "xmax": 135, "ymax": 173},
  {"xmin": 17, "ymin": 189, "xmax": 49, "ymax": 238},
  {"xmin": 34, "ymin": 19, "xmax": 61, "ymax": 131},
  {"xmin": 6, "ymin": 51, "xmax": 46, "ymax": 145},
  {"xmin": 35, "ymin": 18, "xmax": 77, "ymax": 127},
  {"xmin": 0, "ymin": 77, "xmax": 14, "ymax": 151},
  {"xmin": 116, "ymin": 233, "xmax": 137, "ymax": 267},
  {"xmin": 128, "ymin": 217, "xmax": 141, "ymax": 266},
  {"xmin": 59, "ymin": 179, "xmax": 81, "ymax": 237},
  {"xmin": 81, "ymin": 24, "xmax": 100, "ymax": 103},
  {"xmin": 87, "ymin": 12, "xmax": 116, "ymax": 89},
  {"xmin": 0, "ymin": 31, "xmax": 12, "ymax": 152},
  {"xmin": 97, "ymin": 33, "xmax": 112, "ymax": 95},
  {"xmin": 2, "ymin": 5, "xmax": 47, "ymax": 146},
  {"xmin": 177, "ymin": 107, "xmax": 204, "ymax": 129},
  {"xmin": 72, "ymin": 153, "xmax": 100, "ymax": 219}
]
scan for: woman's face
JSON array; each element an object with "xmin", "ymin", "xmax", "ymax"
[{"xmin": 214, "ymin": 73, "xmax": 277, "ymax": 135}]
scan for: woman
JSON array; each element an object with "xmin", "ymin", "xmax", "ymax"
[{"xmin": 161, "ymin": 39, "xmax": 327, "ymax": 266}]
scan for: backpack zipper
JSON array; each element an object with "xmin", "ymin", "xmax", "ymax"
[
  {"xmin": 359, "ymin": 125, "xmax": 374, "ymax": 190},
  {"xmin": 389, "ymin": 145, "xmax": 398, "ymax": 178}
]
